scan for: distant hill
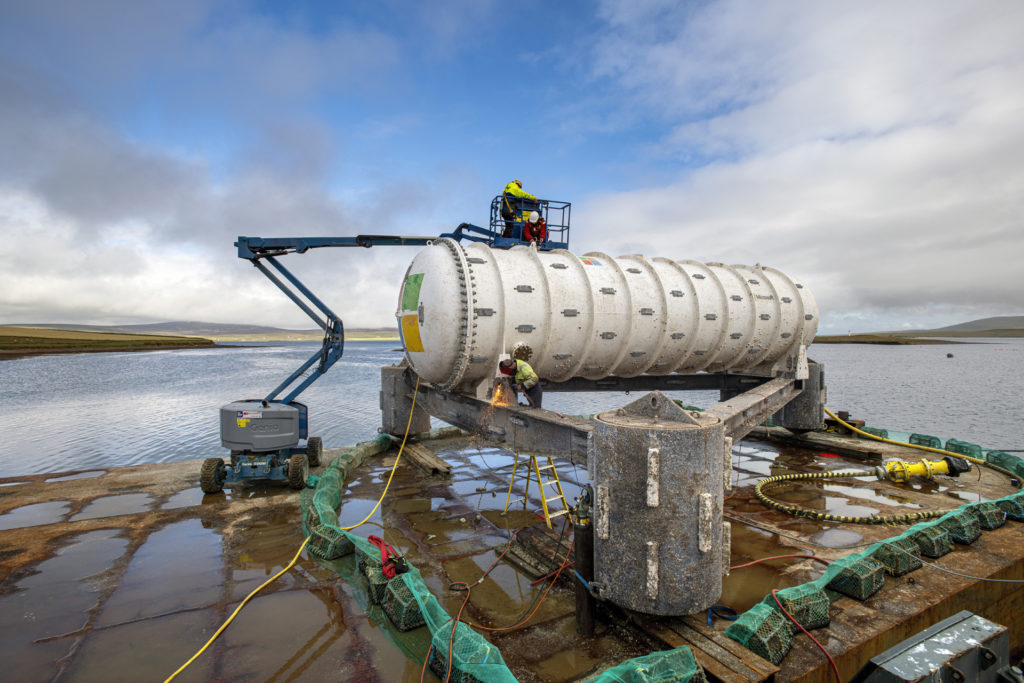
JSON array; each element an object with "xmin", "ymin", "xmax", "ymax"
[
  {"xmin": 928, "ymin": 316, "xmax": 1024, "ymax": 332},
  {"xmin": 817, "ymin": 315, "xmax": 1024, "ymax": 343},
  {"xmin": 11, "ymin": 321, "xmax": 399, "ymax": 341},
  {"xmin": 887, "ymin": 315, "xmax": 1024, "ymax": 338}
]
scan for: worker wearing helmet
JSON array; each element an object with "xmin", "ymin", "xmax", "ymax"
[
  {"xmin": 501, "ymin": 179, "xmax": 538, "ymax": 238},
  {"xmin": 523, "ymin": 210, "xmax": 547, "ymax": 246},
  {"xmin": 498, "ymin": 358, "xmax": 543, "ymax": 408}
]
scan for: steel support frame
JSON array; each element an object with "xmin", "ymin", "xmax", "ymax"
[{"xmin": 392, "ymin": 367, "xmax": 802, "ymax": 465}]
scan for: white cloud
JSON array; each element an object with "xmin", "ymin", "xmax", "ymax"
[{"xmin": 579, "ymin": 0, "xmax": 1024, "ymax": 332}]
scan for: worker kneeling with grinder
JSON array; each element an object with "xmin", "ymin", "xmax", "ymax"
[{"xmin": 499, "ymin": 358, "xmax": 543, "ymax": 409}]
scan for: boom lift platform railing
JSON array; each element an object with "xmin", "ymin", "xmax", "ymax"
[{"xmin": 489, "ymin": 195, "xmax": 570, "ymax": 249}]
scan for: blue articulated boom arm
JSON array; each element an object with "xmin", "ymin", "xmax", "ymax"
[
  {"xmin": 234, "ymin": 218, "xmax": 567, "ymax": 404},
  {"xmin": 235, "ymin": 234, "xmax": 449, "ymax": 406}
]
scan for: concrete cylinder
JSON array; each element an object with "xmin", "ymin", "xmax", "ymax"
[
  {"xmin": 396, "ymin": 239, "xmax": 818, "ymax": 391},
  {"xmin": 592, "ymin": 391, "xmax": 725, "ymax": 615}
]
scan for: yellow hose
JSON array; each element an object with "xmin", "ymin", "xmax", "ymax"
[
  {"xmin": 167, "ymin": 375, "xmax": 422, "ymax": 679},
  {"xmin": 753, "ymin": 407, "xmax": 1012, "ymax": 524},
  {"xmin": 164, "ymin": 536, "xmax": 311, "ymax": 682},
  {"xmin": 824, "ymin": 407, "xmax": 986, "ymax": 466},
  {"xmin": 341, "ymin": 375, "xmax": 420, "ymax": 530}
]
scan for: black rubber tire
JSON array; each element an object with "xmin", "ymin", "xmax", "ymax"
[
  {"xmin": 306, "ymin": 436, "xmax": 322, "ymax": 467},
  {"xmin": 200, "ymin": 458, "xmax": 225, "ymax": 494},
  {"xmin": 288, "ymin": 453, "xmax": 309, "ymax": 490}
]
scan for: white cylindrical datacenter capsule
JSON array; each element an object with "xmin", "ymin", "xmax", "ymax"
[{"xmin": 396, "ymin": 239, "xmax": 817, "ymax": 391}]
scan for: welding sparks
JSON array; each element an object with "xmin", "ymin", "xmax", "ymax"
[{"xmin": 492, "ymin": 381, "xmax": 515, "ymax": 407}]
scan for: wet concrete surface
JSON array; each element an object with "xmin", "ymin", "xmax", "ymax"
[{"xmin": 0, "ymin": 430, "xmax": 1020, "ymax": 681}]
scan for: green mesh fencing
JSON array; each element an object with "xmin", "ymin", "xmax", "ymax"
[
  {"xmin": 860, "ymin": 426, "xmax": 888, "ymax": 439},
  {"xmin": 996, "ymin": 498, "xmax": 1024, "ymax": 522},
  {"xmin": 724, "ymin": 432, "xmax": 1024, "ymax": 671},
  {"xmin": 908, "ymin": 525, "xmax": 953, "ymax": 557},
  {"xmin": 966, "ymin": 502, "xmax": 1006, "ymax": 530},
  {"xmin": 382, "ymin": 572, "xmax": 426, "ymax": 632},
  {"xmin": 725, "ymin": 602, "xmax": 794, "ymax": 665},
  {"xmin": 870, "ymin": 537, "xmax": 922, "ymax": 576},
  {"xmin": 300, "ymin": 437, "xmax": 519, "ymax": 683},
  {"xmin": 427, "ymin": 621, "xmax": 501, "ymax": 683},
  {"xmin": 760, "ymin": 584, "xmax": 830, "ymax": 632},
  {"xmin": 826, "ymin": 556, "xmax": 885, "ymax": 600},
  {"xmin": 945, "ymin": 439, "xmax": 983, "ymax": 459},
  {"xmin": 362, "ymin": 563, "xmax": 390, "ymax": 605},
  {"xmin": 909, "ymin": 433, "xmax": 942, "ymax": 449},
  {"xmin": 307, "ymin": 523, "xmax": 355, "ymax": 560},
  {"xmin": 986, "ymin": 451, "xmax": 1024, "ymax": 478},
  {"xmin": 589, "ymin": 646, "xmax": 707, "ymax": 682},
  {"xmin": 936, "ymin": 510, "xmax": 981, "ymax": 544}
]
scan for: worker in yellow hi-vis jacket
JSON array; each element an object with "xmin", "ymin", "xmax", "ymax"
[
  {"xmin": 499, "ymin": 358, "xmax": 542, "ymax": 408},
  {"xmin": 500, "ymin": 179, "xmax": 537, "ymax": 238}
]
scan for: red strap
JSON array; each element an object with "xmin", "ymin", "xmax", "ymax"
[{"xmin": 368, "ymin": 535, "xmax": 398, "ymax": 579}]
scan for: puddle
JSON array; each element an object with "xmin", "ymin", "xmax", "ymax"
[
  {"xmin": 161, "ymin": 488, "xmax": 205, "ymax": 511},
  {"xmin": 62, "ymin": 609, "xmax": 214, "ymax": 683},
  {"xmin": 217, "ymin": 588, "xmax": 382, "ymax": 681},
  {"xmin": 229, "ymin": 510, "xmax": 313, "ymax": 600},
  {"xmin": 808, "ymin": 527, "xmax": 865, "ymax": 548},
  {"xmin": 337, "ymin": 495, "xmax": 385, "ymax": 531},
  {"xmin": 0, "ymin": 481, "xmax": 28, "ymax": 487},
  {"xmin": 822, "ymin": 482, "xmax": 923, "ymax": 509},
  {"xmin": 721, "ymin": 525, "xmax": 810, "ymax": 614},
  {"xmin": 45, "ymin": 471, "xmax": 107, "ymax": 483},
  {"xmin": 0, "ymin": 529, "xmax": 129, "ymax": 679},
  {"xmin": 481, "ymin": 509, "xmax": 545, "ymax": 531},
  {"xmin": 96, "ymin": 519, "xmax": 223, "ymax": 627},
  {"xmin": 0, "ymin": 500, "xmax": 71, "ymax": 530},
  {"xmin": 70, "ymin": 493, "xmax": 153, "ymax": 522},
  {"xmin": 764, "ymin": 481, "xmax": 880, "ymax": 518},
  {"xmin": 219, "ymin": 485, "xmax": 295, "ymax": 501},
  {"xmin": 532, "ymin": 631, "xmax": 604, "ymax": 681}
]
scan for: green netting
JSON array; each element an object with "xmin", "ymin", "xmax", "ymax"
[
  {"xmin": 362, "ymin": 562, "xmax": 390, "ymax": 605},
  {"xmin": 966, "ymin": 502, "xmax": 1006, "ymax": 530},
  {"xmin": 986, "ymin": 451, "xmax": 1024, "ymax": 477},
  {"xmin": 725, "ymin": 602, "xmax": 794, "ymax": 665},
  {"xmin": 306, "ymin": 523, "xmax": 355, "ymax": 560},
  {"xmin": 590, "ymin": 646, "xmax": 707, "ymax": 682},
  {"xmin": 909, "ymin": 433, "xmax": 942, "ymax": 449},
  {"xmin": 936, "ymin": 510, "xmax": 981, "ymax": 544},
  {"xmin": 826, "ymin": 556, "xmax": 885, "ymax": 600},
  {"xmin": 945, "ymin": 439, "xmax": 983, "ymax": 459},
  {"xmin": 725, "ymin": 434, "xmax": 1024, "ymax": 670},
  {"xmin": 870, "ymin": 537, "xmax": 923, "ymax": 576},
  {"xmin": 996, "ymin": 498, "xmax": 1024, "ymax": 522},
  {"xmin": 761, "ymin": 584, "xmax": 830, "ymax": 632},
  {"xmin": 860, "ymin": 426, "xmax": 888, "ymax": 439},
  {"xmin": 908, "ymin": 525, "xmax": 953, "ymax": 557},
  {"xmin": 382, "ymin": 572, "xmax": 426, "ymax": 632},
  {"xmin": 427, "ymin": 621, "xmax": 504, "ymax": 683},
  {"xmin": 300, "ymin": 437, "xmax": 519, "ymax": 683}
]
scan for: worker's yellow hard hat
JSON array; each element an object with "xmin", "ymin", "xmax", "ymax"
[{"xmin": 513, "ymin": 179, "xmax": 522, "ymax": 187}]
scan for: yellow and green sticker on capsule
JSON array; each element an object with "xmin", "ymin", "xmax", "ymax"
[{"xmin": 400, "ymin": 273, "xmax": 425, "ymax": 353}]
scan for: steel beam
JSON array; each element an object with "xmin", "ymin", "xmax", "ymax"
[
  {"xmin": 388, "ymin": 365, "xmax": 801, "ymax": 466},
  {"xmin": 703, "ymin": 376, "xmax": 802, "ymax": 441},
  {"xmin": 398, "ymin": 368, "xmax": 592, "ymax": 466}
]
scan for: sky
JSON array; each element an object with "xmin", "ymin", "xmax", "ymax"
[{"xmin": 1, "ymin": 0, "xmax": 1022, "ymax": 334}]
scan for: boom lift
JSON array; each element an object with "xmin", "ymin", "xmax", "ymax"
[{"xmin": 199, "ymin": 195, "xmax": 570, "ymax": 493}]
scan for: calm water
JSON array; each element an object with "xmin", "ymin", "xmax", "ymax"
[{"xmin": 1, "ymin": 339, "xmax": 1021, "ymax": 476}]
